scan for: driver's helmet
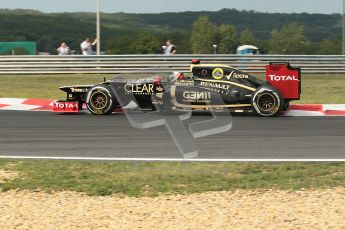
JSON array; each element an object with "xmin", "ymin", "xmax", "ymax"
[{"xmin": 176, "ymin": 72, "xmax": 185, "ymax": 80}]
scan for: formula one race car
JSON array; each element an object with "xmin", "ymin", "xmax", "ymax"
[{"xmin": 53, "ymin": 60, "xmax": 301, "ymax": 117}]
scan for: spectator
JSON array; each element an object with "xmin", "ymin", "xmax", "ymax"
[
  {"xmin": 164, "ymin": 40, "xmax": 176, "ymax": 55},
  {"xmin": 56, "ymin": 42, "xmax": 70, "ymax": 55},
  {"xmin": 80, "ymin": 37, "xmax": 98, "ymax": 55}
]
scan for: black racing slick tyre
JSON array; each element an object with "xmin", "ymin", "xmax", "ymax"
[
  {"xmin": 86, "ymin": 85, "xmax": 117, "ymax": 115},
  {"xmin": 252, "ymin": 86, "xmax": 284, "ymax": 117},
  {"xmin": 282, "ymin": 102, "xmax": 290, "ymax": 111}
]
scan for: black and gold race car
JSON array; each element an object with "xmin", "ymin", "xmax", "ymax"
[{"xmin": 53, "ymin": 60, "xmax": 301, "ymax": 117}]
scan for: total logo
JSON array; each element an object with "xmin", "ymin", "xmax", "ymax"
[
  {"xmin": 54, "ymin": 102, "xmax": 78, "ymax": 109},
  {"xmin": 268, "ymin": 75, "xmax": 299, "ymax": 81}
]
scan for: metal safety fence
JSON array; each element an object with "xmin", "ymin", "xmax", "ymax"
[{"xmin": 1, "ymin": 54, "xmax": 345, "ymax": 74}]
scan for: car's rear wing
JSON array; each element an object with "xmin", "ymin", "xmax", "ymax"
[{"xmin": 266, "ymin": 62, "xmax": 301, "ymax": 100}]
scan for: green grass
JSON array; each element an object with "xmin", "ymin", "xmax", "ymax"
[
  {"xmin": 299, "ymin": 74, "xmax": 345, "ymax": 104},
  {"xmin": 1, "ymin": 160, "xmax": 345, "ymax": 197},
  {"xmin": 0, "ymin": 74, "xmax": 344, "ymax": 104},
  {"xmin": 0, "ymin": 74, "xmax": 105, "ymax": 100}
]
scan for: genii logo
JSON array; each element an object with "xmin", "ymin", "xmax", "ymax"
[{"xmin": 183, "ymin": 91, "xmax": 211, "ymax": 100}]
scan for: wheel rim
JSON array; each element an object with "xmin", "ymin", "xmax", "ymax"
[
  {"xmin": 90, "ymin": 92, "xmax": 108, "ymax": 110},
  {"xmin": 257, "ymin": 93, "xmax": 277, "ymax": 112}
]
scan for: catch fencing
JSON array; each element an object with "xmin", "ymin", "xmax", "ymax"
[{"xmin": 0, "ymin": 54, "xmax": 345, "ymax": 74}]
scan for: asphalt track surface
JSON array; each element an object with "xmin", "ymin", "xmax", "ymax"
[{"xmin": 0, "ymin": 110, "xmax": 344, "ymax": 160}]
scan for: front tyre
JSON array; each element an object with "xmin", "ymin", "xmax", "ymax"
[
  {"xmin": 252, "ymin": 86, "xmax": 284, "ymax": 117},
  {"xmin": 86, "ymin": 85, "xmax": 117, "ymax": 115}
]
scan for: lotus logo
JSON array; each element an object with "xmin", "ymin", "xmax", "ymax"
[{"xmin": 212, "ymin": 68, "xmax": 224, "ymax": 80}]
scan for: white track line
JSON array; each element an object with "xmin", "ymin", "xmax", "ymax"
[{"xmin": 1, "ymin": 156, "xmax": 345, "ymax": 162}]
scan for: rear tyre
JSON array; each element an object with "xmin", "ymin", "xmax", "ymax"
[
  {"xmin": 282, "ymin": 102, "xmax": 290, "ymax": 111},
  {"xmin": 252, "ymin": 86, "xmax": 284, "ymax": 117},
  {"xmin": 86, "ymin": 85, "xmax": 117, "ymax": 115}
]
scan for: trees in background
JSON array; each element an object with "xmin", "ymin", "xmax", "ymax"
[
  {"xmin": 190, "ymin": 16, "xmax": 218, "ymax": 54},
  {"xmin": 268, "ymin": 23, "xmax": 308, "ymax": 54},
  {"xmin": 317, "ymin": 38, "xmax": 342, "ymax": 55},
  {"xmin": 90, "ymin": 16, "xmax": 345, "ymax": 55},
  {"xmin": 108, "ymin": 32, "xmax": 161, "ymax": 54},
  {"xmin": 190, "ymin": 16, "xmax": 238, "ymax": 54},
  {"xmin": 218, "ymin": 25, "xmax": 237, "ymax": 54},
  {"xmin": 108, "ymin": 17, "xmax": 341, "ymax": 55},
  {"xmin": 239, "ymin": 28, "xmax": 257, "ymax": 46},
  {"xmin": 130, "ymin": 32, "xmax": 161, "ymax": 54},
  {"xmin": 108, "ymin": 36, "xmax": 133, "ymax": 54},
  {"xmin": 107, "ymin": 15, "xmax": 343, "ymax": 55},
  {"xmin": 0, "ymin": 9, "xmax": 342, "ymax": 55}
]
